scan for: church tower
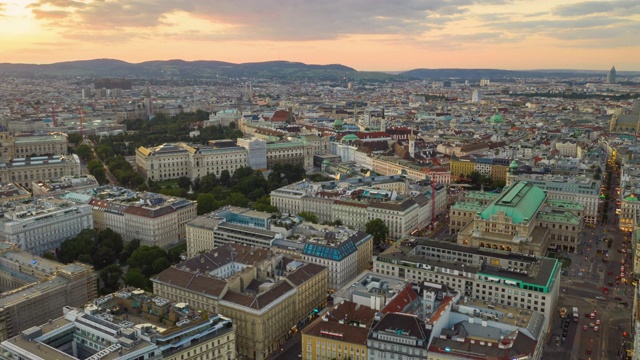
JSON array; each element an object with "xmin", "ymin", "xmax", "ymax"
[{"xmin": 408, "ymin": 129, "xmax": 416, "ymax": 158}]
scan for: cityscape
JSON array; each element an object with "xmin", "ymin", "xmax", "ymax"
[{"xmin": 0, "ymin": 1, "xmax": 640, "ymax": 360}]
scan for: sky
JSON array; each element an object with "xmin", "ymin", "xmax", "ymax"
[{"xmin": 1, "ymin": 0, "xmax": 639, "ymax": 71}]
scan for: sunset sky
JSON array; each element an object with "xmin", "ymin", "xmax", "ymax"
[{"xmin": 1, "ymin": 0, "xmax": 639, "ymax": 71}]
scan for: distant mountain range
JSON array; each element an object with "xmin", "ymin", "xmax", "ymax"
[{"xmin": 0, "ymin": 59, "xmax": 637, "ymax": 81}]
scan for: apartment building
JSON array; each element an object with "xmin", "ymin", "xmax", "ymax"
[
  {"xmin": 0, "ymin": 183, "xmax": 30, "ymax": 204},
  {"xmin": 152, "ymin": 244, "xmax": 328, "ymax": 360},
  {"xmin": 0, "ymin": 288, "xmax": 236, "ymax": 360},
  {"xmin": 449, "ymin": 157, "xmax": 512, "ymax": 182},
  {"xmin": 506, "ymin": 172, "xmax": 601, "ymax": 225},
  {"xmin": 373, "ymin": 238, "xmax": 560, "ymax": 334},
  {"xmin": 90, "ymin": 191, "xmax": 196, "ymax": 248},
  {"xmin": 455, "ymin": 181, "xmax": 584, "ymax": 255},
  {"xmin": 372, "ymin": 156, "xmax": 452, "ymax": 184},
  {"xmin": 0, "ymin": 243, "xmax": 96, "ymax": 342},
  {"xmin": 0, "ymin": 199, "xmax": 93, "ymax": 254},
  {"xmin": 0, "ymin": 154, "xmax": 81, "ymax": 189},
  {"xmin": 135, "ymin": 142, "xmax": 248, "ymax": 181},
  {"xmin": 367, "ymin": 312, "xmax": 431, "ymax": 360}
]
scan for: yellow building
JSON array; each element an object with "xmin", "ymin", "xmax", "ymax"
[
  {"xmin": 449, "ymin": 158, "xmax": 475, "ymax": 180},
  {"xmin": 302, "ymin": 300, "xmax": 376, "ymax": 360}
]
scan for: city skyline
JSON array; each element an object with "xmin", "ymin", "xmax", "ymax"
[{"xmin": 0, "ymin": 0, "xmax": 639, "ymax": 71}]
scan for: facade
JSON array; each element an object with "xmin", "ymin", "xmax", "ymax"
[
  {"xmin": 455, "ymin": 181, "xmax": 584, "ymax": 255},
  {"xmin": 90, "ymin": 191, "xmax": 196, "ymax": 248},
  {"xmin": 372, "ymin": 156, "xmax": 452, "ymax": 184},
  {"xmin": 373, "ymin": 238, "xmax": 560, "ymax": 334},
  {"xmin": 506, "ymin": 171, "xmax": 601, "ymax": 225},
  {"xmin": 270, "ymin": 176, "xmax": 448, "ymax": 240},
  {"xmin": 555, "ymin": 140, "xmax": 578, "ymax": 157},
  {"xmin": 0, "ymin": 154, "xmax": 81, "ymax": 190},
  {"xmin": 367, "ymin": 312, "xmax": 430, "ymax": 360},
  {"xmin": 301, "ymin": 300, "xmax": 376, "ymax": 360},
  {"xmin": 135, "ymin": 142, "xmax": 248, "ymax": 181},
  {"xmin": 0, "ymin": 199, "xmax": 93, "ymax": 254},
  {"xmin": 450, "ymin": 157, "xmax": 512, "ymax": 182},
  {"xmin": 0, "ymin": 288, "xmax": 236, "ymax": 360},
  {"xmin": 0, "ymin": 243, "xmax": 97, "ymax": 342},
  {"xmin": 0, "ymin": 132, "xmax": 68, "ymax": 161},
  {"xmin": 0, "ymin": 183, "xmax": 30, "ymax": 204},
  {"xmin": 152, "ymin": 244, "xmax": 328, "ymax": 360}
]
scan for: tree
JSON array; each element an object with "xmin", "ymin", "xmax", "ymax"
[
  {"xmin": 298, "ymin": 211, "xmax": 319, "ymax": 224},
  {"xmin": 119, "ymin": 239, "xmax": 140, "ymax": 263},
  {"xmin": 58, "ymin": 229, "xmax": 96, "ymax": 264},
  {"xmin": 177, "ymin": 176, "xmax": 192, "ymax": 189},
  {"xmin": 365, "ymin": 219, "xmax": 389, "ymax": 246},
  {"xmin": 99, "ymin": 264, "xmax": 123, "ymax": 295},
  {"xmin": 252, "ymin": 196, "xmax": 278, "ymax": 213},
  {"xmin": 127, "ymin": 246, "xmax": 170, "ymax": 278},
  {"xmin": 124, "ymin": 268, "xmax": 151, "ymax": 291},
  {"xmin": 68, "ymin": 133, "xmax": 83, "ymax": 145},
  {"xmin": 197, "ymin": 193, "xmax": 217, "ymax": 215},
  {"xmin": 220, "ymin": 170, "xmax": 231, "ymax": 186},
  {"xmin": 75, "ymin": 144, "xmax": 94, "ymax": 163}
]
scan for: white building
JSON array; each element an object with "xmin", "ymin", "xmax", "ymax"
[{"xmin": 0, "ymin": 200, "xmax": 93, "ymax": 254}]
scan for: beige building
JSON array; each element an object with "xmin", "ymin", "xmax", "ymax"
[
  {"xmin": 456, "ymin": 181, "xmax": 584, "ymax": 255},
  {"xmin": 0, "ymin": 154, "xmax": 81, "ymax": 189},
  {"xmin": 136, "ymin": 142, "xmax": 248, "ymax": 181},
  {"xmin": 0, "ymin": 183, "xmax": 30, "ymax": 204},
  {"xmin": 90, "ymin": 192, "xmax": 196, "ymax": 248},
  {"xmin": 152, "ymin": 244, "xmax": 328, "ymax": 360},
  {"xmin": 0, "ymin": 132, "xmax": 68, "ymax": 161},
  {"xmin": 0, "ymin": 242, "xmax": 97, "ymax": 342}
]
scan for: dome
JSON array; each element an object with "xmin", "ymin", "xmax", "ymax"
[
  {"xmin": 341, "ymin": 134, "xmax": 359, "ymax": 142},
  {"xmin": 509, "ymin": 160, "xmax": 518, "ymax": 169},
  {"xmin": 334, "ymin": 119, "xmax": 343, "ymax": 127},
  {"xmin": 489, "ymin": 114, "xmax": 504, "ymax": 123}
]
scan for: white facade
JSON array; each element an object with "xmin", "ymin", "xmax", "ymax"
[{"xmin": 0, "ymin": 202, "xmax": 93, "ymax": 254}]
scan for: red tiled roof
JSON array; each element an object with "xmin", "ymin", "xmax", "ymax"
[{"xmin": 380, "ymin": 284, "xmax": 418, "ymax": 314}]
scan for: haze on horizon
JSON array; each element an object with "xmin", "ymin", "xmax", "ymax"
[{"xmin": 1, "ymin": 0, "xmax": 639, "ymax": 72}]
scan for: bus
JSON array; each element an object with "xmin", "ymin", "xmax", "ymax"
[{"xmin": 572, "ymin": 307, "xmax": 579, "ymax": 322}]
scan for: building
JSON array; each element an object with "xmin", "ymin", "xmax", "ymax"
[
  {"xmin": 610, "ymin": 101, "xmax": 640, "ymax": 133},
  {"xmin": 0, "ymin": 243, "xmax": 97, "ymax": 342},
  {"xmin": 608, "ymin": 66, "xmax": 617, "ymax": 84},
  {"xmin": 31, "ymin": 175, "xmax": 99, "ymax": 198},
  {"xmin": 0, "ymin": 132, "xmax": 68, "ymax": 161},
  {"xmin": 0, "ymin": 288, "xmax": 236, "ymax": 360},
  {"xmin": 367, "ymin": 312, "xmax": 430, "ymax": 360},
  {"xmin": 89, "ymin": 190, "xmax": 196, "ymax": 248},
  {"xmin": 0, "ymin": 154, "xmax": 81, "ymax": 190},
  {"xmin": 0, "ymin": 183, "xmax": 30, "ymax": 204},
  {"xmin": 152, "ymin": 244, "xmax": 328, "ymax": 360},
  {"xmin": 373, "ymin": 238, "xmax": 560, "ymax": 334},
  {"xmin": 506, "ymin": 170, "xmax": 601, "ymax": 225},
  {"xmin": 302, "ymin": 300, "xmax": 376, "ymax": 360},
  {"xmin": 0, "ymin": 199, "xmax": 93, "ymax": 254},
  {"xmin": 455, "ymin": 181, "xmax": 584, "ymax": 255},
  {"xmin": 185, "ymin": 206, "xmax": 276, "ymax": 258},
  {"xmin": 450, "ymin": 157, "xmax": 512, "ymax": 182},
  {"xmin": 270, "ymin": 176, "xmax": 448, "ymax": 240},
  {"xmin": 135, "ymin": 142, "xmax": 248, "ymax": 182}
]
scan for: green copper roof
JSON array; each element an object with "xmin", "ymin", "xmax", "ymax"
[
  {"xmin": 341, "ymin": 134, "xmax": 359, "ymax": 142},
  {"xmin": 489, "ymin": 114, "xmax": 504, "ymax": 123},
  {"xmin": 480, "ymin": 181, "xmax": 546, "ymax": 224},
  {"xmin": 509, "ymin": 160, "xmax": 519, "ymax": 169}
]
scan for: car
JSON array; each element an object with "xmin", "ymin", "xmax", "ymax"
[
  {"xmin": 609, "ymin": 271, "xmax": 614, "ymax": 275},
  {"xmin": 562, "ymin": 330, "xmax": 568, "ymax": 337},
  {"xmin": 596, "ymin": 319, "xmax": 601, "ymax": 325},
  {"xmin": 586, "ymin": 349, "xmax": 592, "ymax": 355},
  {"xmin": 594, "ymin": 326, "xmax": 599, "ymax": 332},
  {"xmin": 589, "ymin": 322, "xmax": 595, "ymax": 328},
  {"xmin": 602, "ymin": 287, "xmax": 609, "ymax": 292},
  {"xmin": 583, "ymin": 325, "xmax": 588, "ymax": 330},
  {"xmin": 590, "ymin": 313, "xmax": 596, "ymax": 319},
  {"xmin": 585, "ymin": 312, "xmax": 591, "ymax": 317}
]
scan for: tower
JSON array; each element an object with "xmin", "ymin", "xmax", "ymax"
[
  {"xmin": 144, "ymin": 84, "xmax": 152, "ymax": 120},
  {"xmin": 380, "ymin": 107, "xmax": 386, "ymax": 132},
  {"xmin": 607, "ymin": 66, "xmax": 616, "ymax": 84},
  {"xmin": 408, "ymin": 129, "xmax": 415, "ymax": 158}
]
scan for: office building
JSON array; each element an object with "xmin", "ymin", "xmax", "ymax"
[
  {"xmin": 0, "ymin": 154, "xmax": 81, "ymax": 190},
  {"xmin": 608, "ymin": 66, "xmax": 617, "ymax": 84},
  {"xmin": 0, "ymin": 242, "xmax": 97, "ymax": 342},
  {"xmin": 31, "ymin": 175, "xmax": 99, "ymax": 198},
  {"xmin": 0, "ymin": 288, "xmax": 236, "ymax": 360}
]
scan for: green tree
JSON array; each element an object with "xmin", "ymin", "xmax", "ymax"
[
  {"xmin": 220, "ymin": 170, "xmax": 231, "ymax": 186},
  {"xmin": 365, "ymin": 218, "xmax": 389, "ymax": 246},
  {"xmin": 124, "ymin": 268, "xmax": 151, "ymax": 291},
  {"xmin": 197, "ymin": 193, "xmax": 217, "ymax": 215},
  {"xmin": 68, "ymin": 133, "xmax": 83, "ymax": 145},
  {"xmin": 119, "ymin": 239, "xmax": 140, "ymax": 263},
  {"xmin": 177, "ymin": 176, "xmax": 192, "ymax": 189},
  {"xmin": 58, "ymin": 229, "xmax": 96, "ymax": 264},
  {"xmin": 127, "ymin": 246, "xmax": 170, "ymax": 278},
  {"xmin": 75, "ymin": 144, "xmax": 94, "ymax": 163},
  {"xmin": 298, "ymin": 211, "xmax": 319, "ymax": 224},
  {"xmin": 226, "ymin": 192, "xmax": 249, "ymax": 207},
  {"xmin": 252, "ymin": 196, "xmax": 278, "ymax": 213},
  {"xmin": 99, "ymin": 264, "xmax": 123, "ymax": 295}
]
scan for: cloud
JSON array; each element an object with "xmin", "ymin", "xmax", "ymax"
[{"xmin": 553, "ymin": 0, "xmax": 640, "ymax": 17}]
